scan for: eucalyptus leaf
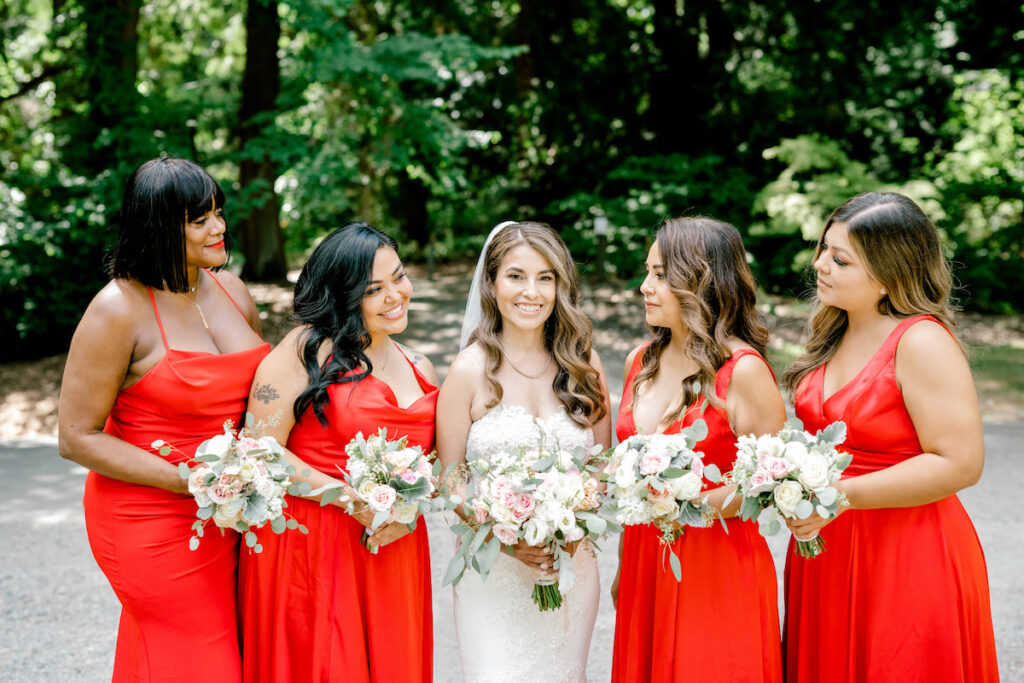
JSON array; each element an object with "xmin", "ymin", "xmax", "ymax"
[
  {"xmin": 197, "ymin": 506, "xmax": 214, "ymax": 520},
  {"xmin": 816, "ymin": 504, "xmax": 832, "ymax": 519},
  {"xmin": 189, "ymin": 537, "xmax": 200, "ymax": 551},
  {"xmin": 178, "ymin": 462, "xmax": 190, "ymax": 479},
  {"xmin": 703, "ymin": 463, "xmax": 722, "ymax": 483},
  {"xmin": 442, "ymin": 555, "xmax": 466, "ymax": 586},
  {"xmin": 245, "ymin": 531, "xmax": 258, "ymax": 548},
  {"xmin": 816, "ymin": 487, "xmax": 837, "ymax": 506},
  {"xmin": 668, "ymin": 549, "xmax": 682, "ymax": 582},
  {"xmin": 661, "ymin": 467, "xmax": 684, "ymax": 479},
  {"xmin": 795, "ymin": 499, "xmax": 814, "ymax": 519},
  {"xmin": 270, "ymin": 516, "xmax": 286, "ymax": 534}
]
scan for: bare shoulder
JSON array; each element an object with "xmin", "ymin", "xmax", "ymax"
[
  {"xmin": 897, "ymin": 318, "xmax": 960, "ymax": 356},
  {"xmin": 397, "ymin": 342, "xmax": 439, "ymax": 385},
  {"xmin": 209, "ymin": 269, "xmax": 260, "ymax": 323},
  {"xmin": 896, "ymin": 318, "xmax": 967, "ymax": 379},
  {"xmin": 76, "ymin": 278, "xmax": 150, "ymax": 339},
  {"xmin": 446, "ymin": 344, "xmax": 485, "ymax": 387},
  {"xmin": 730, "ymin": 346, "xmax": 775, "ymax": 384}
]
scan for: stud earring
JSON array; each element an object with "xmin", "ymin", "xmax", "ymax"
[{"xmin": 880, "ymin": 288, "xmax": 886, "ymax": 295}]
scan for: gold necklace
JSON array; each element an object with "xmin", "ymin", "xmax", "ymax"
[
  {"xmin": 188, "ymin": 272, "xmax": 209, "ymax": 329},
  {"xmin": 501, "ymin": 343, "xmax": 552, "ymax": 379}
]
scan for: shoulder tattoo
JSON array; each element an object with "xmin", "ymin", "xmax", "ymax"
[{"xmin": 253, "ymin": 382, "xmax": 280, "ymax": 404}]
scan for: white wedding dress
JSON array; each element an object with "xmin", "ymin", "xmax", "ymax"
[{"xmin": 453, "ymin": 404, "xmax": 600, "ymax": 683}]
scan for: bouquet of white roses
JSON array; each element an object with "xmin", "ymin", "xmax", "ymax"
[
  {"xmin": 598, "ymin": 419, "xmax": 721, "ymax": 581},
  {"xmin": 312, "ymin": 428, "xmax": 449, "ymax": 554},
  {"xmin": 443, "ymin": 442, "xmax": 614, "ymax": 611},
  {"xmin": 158, "ymin": 412, "xmax": 305, "ymax": 554},
  {"xmin": 727, "ymin": 418, "xmax": 849, "ymax": 558}
]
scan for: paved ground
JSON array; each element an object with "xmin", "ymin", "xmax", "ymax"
[{"xmin": 2, "ymin": 269, "xmax": 1021, "ymax": 680}]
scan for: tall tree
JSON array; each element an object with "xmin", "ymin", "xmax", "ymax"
[{"xmin": 238, "ymin": 0, "xmax": 286, "ymax": 279}]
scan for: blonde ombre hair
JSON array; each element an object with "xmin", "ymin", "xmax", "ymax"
[
  {"xmin": 782, "ymin": 192, "xmax": 961, "ymax": 395},
  {"xmin": 631, "ymin": 217, "xmax": 771, "ymax": 423},
  {"xmin": 468, "ymin": 222, "xmax": 606, "ymax": 427}
]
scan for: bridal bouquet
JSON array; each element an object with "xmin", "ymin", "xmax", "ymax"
[
  {"xmin": 158, "ymin": 412, "xmax": 305, "ymax": 554},
  {"xmin": 312, "ymin": 428, "xmax": 449, "ymax": 554},
  {"xmin": 727, "ymin": 418, "xmax": 850, "ymax": 558},
  {"xmin": 443, "ymin": 443, "xmax": 614, "ymax": 611},
  {"xmin": 598, "ymin": 419, "xmax": 721, "ymax": 581}
]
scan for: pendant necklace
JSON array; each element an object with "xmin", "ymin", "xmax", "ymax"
[{"xmin": 188, "ymin": 271, "xmax": 209, "ymax": 329}]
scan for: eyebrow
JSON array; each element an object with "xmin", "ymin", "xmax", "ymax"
[
  {"xmin": 505, "ymin": 266, "xmax": 555, "ymax": 275},
  {"xmin": 366, "ymin": 263, "xmax": 403, "ymax": 285}
]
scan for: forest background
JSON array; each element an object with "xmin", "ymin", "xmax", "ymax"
[{"xmin": 1, "ymin": 0, "xmax": 1022, "ymax": 361}]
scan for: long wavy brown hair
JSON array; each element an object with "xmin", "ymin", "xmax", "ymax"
[
  {"xmin": 468, "ymin": 221, "xmax": 606, "ymax": 427},
  {"xmin": 630, "ymin": 217, "xmax": 771, "ymax": 425},
  {"xmin": 782, "ymin": 192, "xmax": 961, "ymax": 395}
]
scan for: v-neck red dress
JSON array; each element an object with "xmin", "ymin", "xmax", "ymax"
[
  {"xmin": 239, "ymin": 346, "xmax": 438, "ymax": 683},
  {"xmin": 784, "ymin": 315, "xmax": 998, "ymax": 682},
  {"xmin": 611, "ymin": 347, "xmax": 783, "ymax": 683},
  {"xmin": 83, "ymin": 273, "xmax": 269, "ymax": 682}
]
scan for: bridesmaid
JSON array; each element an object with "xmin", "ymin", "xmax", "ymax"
[
  {"xmin": 611, "ymin": 217, "xmax": 786, "ymax": 682},
  {"xmin": 58, "ymin": 157, "xmax": 268, "ymax": 681},
  {"xmin": 782, "ymin": 192, "xmax": 998, "ymax": 681},
  {"xmin": 238, "ymin": 223, "xmax": 438, "ymax": 682}
]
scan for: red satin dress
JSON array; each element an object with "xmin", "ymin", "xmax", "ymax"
[
  {"xmin": 239, "ymin": 345, "xmax": 437, "ymax": 683},
  {"xmin": 612, "ymin": 348, "xmax": 783, "ymax": 683},
  {"xmin": 784, "ymin": 315, "xmax": 999, "ymax": 682},
  {"xmin": 83, "ymin": 272, "xmax": 269, "ymax": 682}
]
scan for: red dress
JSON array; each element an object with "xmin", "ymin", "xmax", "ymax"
[
  {"xmin": 784, "ymin": 315, "xmax": 999, "ymax": 682},
  {"xmin": 239, "ymin": 345, "xmax": 437, "ymax": 683},
  {"xmin": 612, "ymin": 348, "xmax": 783, "ymax": 683},
  {"xmin": 83, "ymin": 273, "xmax": 270, "ymax": 682}
]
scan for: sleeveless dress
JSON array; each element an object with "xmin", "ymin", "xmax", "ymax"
[
  {"xmin": 612, "ymin": 348, "xmax": 783, "ymax": 683},
  {"xmin": 239, "ymin": 345, "xmax": 437, "ymax": 683},
  {"xmin": 784, "ymin": 315, "xmax": 999, "ymax": 682},
  {"xmin": 453, "ymin": 404, "xmax": 600, "ymax": 683},
  {"xmin": 83, "ymin": 271, "xmax": 269, "ymax": 682}
]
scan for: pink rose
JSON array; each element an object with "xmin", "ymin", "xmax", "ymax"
[
  {"xmin": 399, "ymin": 470, "xmax": 420, "ymax": 485},
  {"xmin": 492, "ymin": 523, "xmax": 519, "ymax": 545},
  {"xmin": 367, "ymin": 484, "xmax": 397, "ymax": 512},
  {"xmin": 513, "ymin": 493, "xmax": 536, "ymax": 515},
  {"xmin": 415, "ymin": 458, "xmax": 433, "ymax": 478},
  {"xmin": 473, "ymin": 499, "xmax": 489, "ymax": 524},
  {"xmin": 492, "ymin": 476, "xmax": 513, "ymax": 499},
  {"xmin": 747, "ymin": 469, "xmax": 778, "ymax": 494},
  {"xmin": 563, "ymin": 525, "xmax": 585, "ymax": 543},
  {"xmin": 689, "ymin": 457, "xmax": 704, "ymax": 479},
  {"xmin": 208, "ymin": 473, "xmax": 243, "ymax": 504},
  {"xmin": 638, "ymin": 451, "xmax": 671, "ymax": 476},
  {"xmin": 237, "ymin": 437, "xmax": 261, "ymax": 455},
  {"xmin": 764, "ymin": 457, "xmax": 792, "ymax": 479},
  {"xmin": 500, "ymin": 489, "xmax": 518, "ymax": 509}
]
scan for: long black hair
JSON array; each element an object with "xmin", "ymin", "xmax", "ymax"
[
  {"xmin": 292, "ymin": 222, "xmax": 399, "ymax": 425},
  {"xmin": 107, "ymin": 156, "xmax": 227, "ymax": 292}
]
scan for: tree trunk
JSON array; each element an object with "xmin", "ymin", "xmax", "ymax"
[{"xmin": 238, "ymin": 0, "xmax": 286, "ymax": 280}]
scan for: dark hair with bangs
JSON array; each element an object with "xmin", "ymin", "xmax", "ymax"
[
  {"xmin": 292, "ymin": 222, "xmax": 400, "ymax": 425},
  {"xmin": 107, "ymin": 156, "xmax": 227, "ymax": 293}
]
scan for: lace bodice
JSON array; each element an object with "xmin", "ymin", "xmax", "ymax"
[
  {"xmin": 455, "ymin": 403, "xmax": 599, "ymax": 683},
  {"xmin": 466, "ymin": 403, "xmax": 595, "ymax": 459}
]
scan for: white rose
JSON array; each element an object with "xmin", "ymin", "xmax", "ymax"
[
  {"xmin": 391, "ymin": 501, "xmax": 418, "ymax": 524},
  {"xmin": 773, "ymin": 480, "xmax": 804, "ymax": 518},
  {"xmin": 783, "ymin": 441, "xmax": 810, "ymax": 468},
  {"xmin": 523, "ymin": 518, "xmax": 550, "ymax": 546},
  {"xmin": 614, "ymin": 459, "xmax": 638, "ymax": 489},
  {"xmin": 212, "ymin": 499, "xmax": 245, "ymax": 529},
  {"xmin": 796, "ymin": 454, "xmax": 832, "ymax": 491},
  {"xmin": 267, "ymin": 496, "xmax": 284, "ymax": 519},
  {"xmin": 238, "ymin": 460, "xmax": 259, "ymax": 483},
  {"xmin": 668, "ymin": 472, "xmax": 703, "ymax": 501},
  {"xmin": 755, "ymin": 435, "xmax": 784, "ymax": 461},
  {"xmin": 490, "ymin": 502, "xmax": 515, "ymax": 524},
  {"xmin": 254, "ymin": 474, "xmax": 278, "ymax": 500},
  {"xmin": 355, "ymin": 478, "xmax": 377, "ymax": 502},
  {"xmin": 649, "ymin": 496, "xmax": 679, "ymax": 520},
  {"xmin": 202, "ymin": 433, "xmax": 234, "ymax": 460},
  {"xmin": 347, "ymin": 460, "xmax": 369, "ymax": 482}
]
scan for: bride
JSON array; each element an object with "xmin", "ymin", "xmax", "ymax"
[{"xmin": 436, "ymin": 221, "xmax": 612, "ymax": 682}]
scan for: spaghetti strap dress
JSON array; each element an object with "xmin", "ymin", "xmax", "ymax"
[
  {"xmin": 239, "ymin": 344, "xmax": 438, "ymax": 683},
  {"xmin": 784, "ymin": 315, "xmax": 999, "ymax": 682},
  {"xmin": 612, "ymin": 347, "xmax": 782, "ymax": 683},
  {"xmin": 82, "ymin": 270, "xmax": 270, "ymax": 682}
]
